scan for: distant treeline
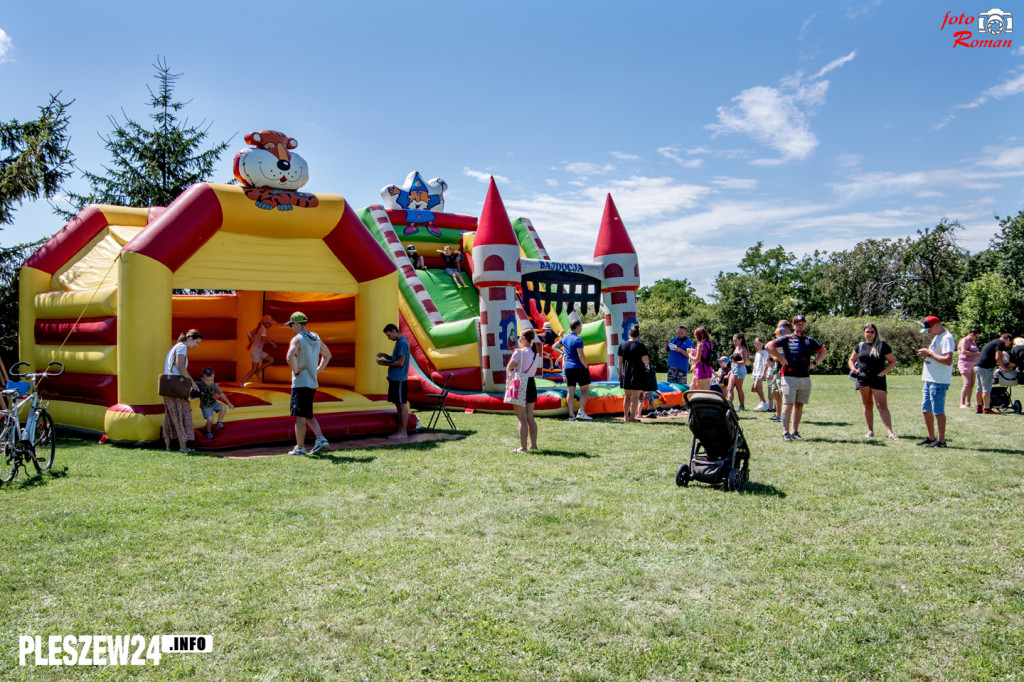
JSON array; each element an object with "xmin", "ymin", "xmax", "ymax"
[{"xmin": 636, "ymin": 212, "xmax": 1024, "ymax": 374}]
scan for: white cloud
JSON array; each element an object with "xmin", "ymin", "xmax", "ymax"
[
  {"xmin": 836, "ymin": 153, "xmax": 863, "ymax": 170},
  {"xmin": 462, "ymin": 167, "xmax": 509, "ymax": 184},
  {"xmin": 976, "ymin": 145, "xmax": 1024, "ymax": 169},
  {"xmin": 707, "ymin": 53, "xmax": 855, "ymax": 164},
  {"xmin": 610, "ymin": 151, "xmax": 640, "ymax": 161},
  {"xmin": 710, "ymin": 177, "xmax": 758, "ymax": 190},
  {"xmin": 828, "ymin": 167, "xmax": 1024, "ymax": 201},
  {"xmin": 544, "ymin": 178, "xmax": 558, "ymax": 187},
  {"xmin": 657, "ymin": 146, "xmax": 703, "ymax": 168},
  {"xmin": 0, "ymin": 28, "xmax": 12, "ymax": 62},
  {"xmin": 812, "ymin": 50, "xmax": 857, "ymax": 79},
  {"xmin": 564, "ymin": 161, "xmax": 615, "ymax": 175},
  {"xmin": 708, "ymin": 85, "xmax": 820, "ymax": 163},
  {"xmin": 938, "ymin": 69, "xmax": 1024, "ymax": 127}
]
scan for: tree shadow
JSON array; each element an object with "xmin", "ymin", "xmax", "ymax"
[{"xmin": 531, "ymin": 449, "xmax": 598, "ymax": 459}]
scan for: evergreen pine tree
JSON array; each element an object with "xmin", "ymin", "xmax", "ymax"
[
  {"xmin": 0, "ymin": 94, "xmax": 74, "ymax": 226},
  {"xmin": 63, "ymin": 57, "xmax": 230, "ymax": 215}
]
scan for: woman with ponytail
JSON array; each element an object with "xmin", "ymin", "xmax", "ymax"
[{"xmin": 506, "ymin": 329, "xmax": 542, "ymax": 452}]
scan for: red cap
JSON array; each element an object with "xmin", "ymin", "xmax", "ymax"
[
  {"xmin": 593, "ymin": 194, "xmax": 637, "ymax": 258},
  {"xmin": 920, "ymin": 315, "xmax": 941, "ymax": 333},
  {"xmin": 474, "ymin": 178, "xmax": 519, "ymax": 247}
]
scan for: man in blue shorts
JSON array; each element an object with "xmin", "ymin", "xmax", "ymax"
[
  {"xmin": 378, "ymin": 323, "xmax": 411, "ymax": 439},
  {"xmin": 916, "ymin": 315, "xmax": 955, "ymax": 447},
  {"xmin": 553, "ymin": 319, "xmax": 592, "ymax": 421},
  {"xmin": 665, "ymin": 325, "xmax": 695, "ymax": 386}
]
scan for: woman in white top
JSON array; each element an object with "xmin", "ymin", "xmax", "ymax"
[
  {"xmin": 750, "ymin": 337, "xmax": 771, "ymax": 411},
  {"xmin": 506, "ymin": 329, "xmax": 542, "ymax": 452},
  {"xmin": 162, "ymin": 329, "xmax": 202, "ymax": 452}
]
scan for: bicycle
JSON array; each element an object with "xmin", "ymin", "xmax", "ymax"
[{"xmin": 1, "ymin": 361, "xmax": 64, "ymax": 483}]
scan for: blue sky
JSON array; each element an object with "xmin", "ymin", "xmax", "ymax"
[{"xmin": 2, "ymin": 1, "xmax": 1022, "ymax": 296}]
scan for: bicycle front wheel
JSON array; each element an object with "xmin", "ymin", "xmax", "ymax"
[
  {"xmin": 33, "ymin": 410, "xmax": 56, "ymax": 471},
  {"xmin": 1, "ymin": 441, "xmax": 17, "ymax": 483}
]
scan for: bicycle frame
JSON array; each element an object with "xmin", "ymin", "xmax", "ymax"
[{"xmin": 2, "ymin": 361, "xmax": 64, "ymax": 449}]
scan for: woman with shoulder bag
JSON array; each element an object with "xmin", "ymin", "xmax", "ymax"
[
  {"xmin": 848, "ymin": 322, "xmax": 898, "ymax": 440},
  {"xmin": 161, "ymin": 329, "xmax": 202, "ymax": 452},
  {"xmin": 506, "ymin": 329, "xmax": 542, "ymax": 452}
]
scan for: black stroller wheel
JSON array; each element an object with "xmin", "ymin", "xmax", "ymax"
[
  {"xmin": 676, "ymin": 464, "xmax": 690, "ymax": 487},
  {"xmin": 727, "ymin": 466, "xmax": 748, "ymax": 493},
  {"xmin": 1014, "ymin": 400, "xmax": 1022, "ymax": 414}
]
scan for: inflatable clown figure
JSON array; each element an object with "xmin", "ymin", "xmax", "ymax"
[
  {"xmin": 380, "ymin": 171, "xmax": 447, "ymax": 236},
  {"xmin": 233, "ymin": 130, "xmax": 319, "ymax": 211}
]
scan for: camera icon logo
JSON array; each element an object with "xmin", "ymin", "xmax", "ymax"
[{"xmin": 978, "ymin": 8, "xmax": 1013, "ymax": 36}]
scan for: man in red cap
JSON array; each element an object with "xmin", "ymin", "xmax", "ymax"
[
  {"xmin": 765, "ymin": 314, "xmax": 827, "ymax": 442},
  {"xmin": 916, "ymin": 315, "xmax": 955, "ymax": 447}
]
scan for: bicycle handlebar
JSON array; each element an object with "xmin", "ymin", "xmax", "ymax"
[{"xmin": 9, "ymin": 361, "xmax": 65, "ymax": 379}]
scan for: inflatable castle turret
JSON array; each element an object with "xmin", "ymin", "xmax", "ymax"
[
  {"xmin": 594, "ymin": 194, "xmax": 640, "ymax": 382},
  {"xmin": 472, "ymin": 179, "xmax": 523, "ymax": 392}
]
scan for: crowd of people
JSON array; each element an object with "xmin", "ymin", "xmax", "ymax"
[{"xmin": 158, "ymin": 310, "xmax": 1022, "ymax": 455}]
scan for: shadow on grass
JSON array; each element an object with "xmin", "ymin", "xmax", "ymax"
[
  {"xmin": 801, "ymin": 420, "xmax": 854, "ymax": 426},
  {"xmin": 531, "ymin": 449, "xmax": 598, "ymax": 459},
  {"xmin": 0, "ymin": 465, "xmax": 69, "ymax": 491},
  {"xmin": 741, "ymin": 481, "xmax": 787, "ymax": 497},
  {"xmin": 801, "ymin": 437, "xmax": 887, "ymax": 446},
  {"xmin": 316, "ymin": 454, "xmax": 377, "ymax": 465}
]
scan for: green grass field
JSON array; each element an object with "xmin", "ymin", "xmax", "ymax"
[{"xmin": 2, "ymin": 376, "xmax": 1023, "ymax": 680}]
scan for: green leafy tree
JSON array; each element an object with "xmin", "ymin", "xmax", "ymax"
[
  {"xmin": 636, "ymin": 278, "xmax": 703, "ymax": 316},
  {"xmin": 991, "ymin": 209, "xmax": 1024, "ymax": 286},
  {"xmin": 0, "ymin": 239, "xmax": 46, "ymax": 367},
  {"xmin": 1, "ymin": 94, "xmax": 74, "ymax": 226},
  {"xmin": 955, "ymin": 272, "xmax": 1017, "ymax": 340},
  {"xmin": 818, "ymin": 237, "xmax": 910, "ymax": 317},
  {"xmin": 901, "ymin": 219, "xmax": 967, "ymax": 321},
  {"xmin": 63, "ymin": 57, "xmax": 230, "ymax": 215}
]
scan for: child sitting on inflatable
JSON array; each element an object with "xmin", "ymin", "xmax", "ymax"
[{"xmin": 436, "ymin": 245, "xmax": 468, "ymax": 288}]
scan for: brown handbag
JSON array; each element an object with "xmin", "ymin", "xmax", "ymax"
[{"xmin": 158, "ymin": 374, "xmax": 191, "ymax": 399}]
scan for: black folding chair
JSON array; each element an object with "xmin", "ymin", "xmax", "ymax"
[{"xmin": 424, "ymin": 373, "xmax": 456, "ymax": 431}]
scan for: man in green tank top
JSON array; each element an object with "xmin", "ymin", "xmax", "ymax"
[{"xmin": 285, "ymin": 312, "xmax": 333, "ymax": 456}]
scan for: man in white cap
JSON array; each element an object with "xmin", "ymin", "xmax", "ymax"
[
  {"xmin": 916, "ymin": 315, "xmax": 955, "ymax": 447},
  {"xmin": 285, "ymin": 312, "xmax": 332, "ymax": 456}
]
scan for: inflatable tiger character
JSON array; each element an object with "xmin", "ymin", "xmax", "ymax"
[{"xmin": 233, "ymin": 130, "xmax": 319, "ymax": 211}]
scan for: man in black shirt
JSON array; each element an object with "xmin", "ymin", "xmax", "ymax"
[
  {"xmin": 976, "ymin": 333, "xmax": 1013, "ymax": 414},
  {"xmin": 765, "ymin": 315, "xmax": 827, "ymax": 442}
]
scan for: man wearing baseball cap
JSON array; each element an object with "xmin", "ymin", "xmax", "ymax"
[
  {"xmin": 765, "ymin": 314, "xmax": 827, "ymax": 442},
  {"xmin": 284, "ymin": 312, "xmax": 332, "ymax": 456},
  {"xmin": 916, "ymin": 315, "xmax": 955, "ymax": 447}
]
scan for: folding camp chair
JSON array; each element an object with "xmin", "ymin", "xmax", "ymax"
[{"xmin": 424, "ymin": 373, "xmax": 456, "ymax": 431}]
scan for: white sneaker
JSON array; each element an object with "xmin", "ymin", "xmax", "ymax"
[
  {"xmin": 576, "ymin": 411, "xmax": 593, "ymax": 421},
  {"xmin": 755, "ymin": 402, "xmax": 770, "ymax": 411},
  {"xmin": 287, "ymin": 446, "xmax": 307, "ymax": 456},
  {"xmin": 310, "ymin": 437, "xmax": 329, "ymax": 455}
]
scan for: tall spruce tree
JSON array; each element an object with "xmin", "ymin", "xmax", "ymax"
[
  {"xmin": 63, "ymin": 57, "xmax": 230, "ymax": 215},
  {"xmin": 0, "ymin": 94, "xmax": 74, "ymax": 226}
]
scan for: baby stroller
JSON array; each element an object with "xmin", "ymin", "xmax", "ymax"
[
  {"xmin": 991, "ymin": 369, "xmax": 1022, "ymax": 414},
  {"xmin": 676, "ymin": 390, "xmax": 751, "ymax": 492}
]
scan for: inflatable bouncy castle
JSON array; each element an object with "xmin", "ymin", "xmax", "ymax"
[
  {"xmin": 19, "ymin": 131, "xmax": 415, "ymax": 447},
  {"xmin": 19, "ymin": 132, "xmax": 685, "ymax": 448},
  {"xmin": 359, "ymin": 175, "xmax": 687, "ymax": 415}
]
